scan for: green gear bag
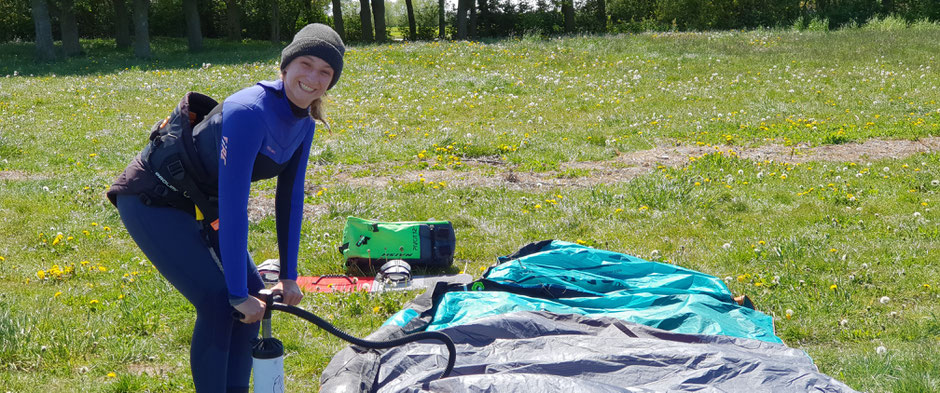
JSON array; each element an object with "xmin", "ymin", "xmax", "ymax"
[{"xmin": 338, "ymin": 216, "xmax": 456, "ymax": 268}]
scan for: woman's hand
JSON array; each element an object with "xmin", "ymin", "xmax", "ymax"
[
  {"xmin": 272, "ymin": 279, "xmax": 304, "ymax": 306},
  {"xmin": 234, "ymin": 296, "xmax": 266, "ymax": 324}
]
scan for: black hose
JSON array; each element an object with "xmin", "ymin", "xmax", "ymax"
[{"xmin": 267, "ymin": 302, "xmax": 457, "ymax": 380}]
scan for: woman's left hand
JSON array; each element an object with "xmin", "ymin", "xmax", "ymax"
[{"xmin": 272, "ymin": 279, "xmax": 304, "ymax": 306}]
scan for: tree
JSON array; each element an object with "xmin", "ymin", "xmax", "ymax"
[
  {"xmin": 438, "ymin": 0, "xmax": 444, "ymax": 39},
  {"xmin": 58, "ymin": 0, "xmax": 83, "ymax": 56},
  {"xmin": 561, "ymin": 0, "xmax": 574, "ymax": 33},
  {"xmin": 331, "ymin": 0, "xmax": 345, "ymax": 41},
  {"xmin": 476, "ymin": 0, "xmax": 489, "ymax": 36},
  {"xmin": 456, "ymin": 0, "xmax": 469, "ymax": 39},
  {"xmin": 112, "ymin": 0, "xmax": 131, "ymax": 49},
  {"xmin": 182, "ymin": 0, "xmax": 202, "ymax": 51},
  {"xmin": 31, "ymin": 0, "xmax": 56, "ymax": 61},
  {"xmin": 371, "ymin": 0, "xmax": 386, "ymax": 42},
  {"xmin": 404, "ymin": 0, "xmax": 416, "ymax": 40},
  {"xmin": 468, "ymin": 0, "xmax": 476, "ymax": 38},
  {"xmin": 359, "ymin": 0, "xmax": 373, "ymax": 42},
  {"xmin": 596, "ymin": 0, "xmax": 606, "ymax": 31},
  {"xmin": 224, "ymin": 0, "xmax": 241, "ymax": 41},
  {"xmin": 132, "ymin": 0, "xmax": 150, "ymax": 58},
  {"xmin": 270, "ymin": 0, "xmax": 280, "ymax": 44}
]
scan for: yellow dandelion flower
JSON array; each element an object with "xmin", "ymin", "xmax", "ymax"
[
  {"xmin": 373, "ymin": 306, "xmax": 381, "ymax": 313},
  {"xmin": 90, "ymin": 299, "xmax": 100, "ymax": 305},
  {"xmin": 54, "ymin": 291, "xmax": 62, "ymax": 298},
  {"xmin": 37, "ymin": 270, "xmax": 46, "ymax": 279},
  {"xmin": 106, "ymin": 372, "xmax": 116, "ymax": 378},
  {"xmin": 829, "ymin": 284, "xmax": 838, "ymax": 291}
]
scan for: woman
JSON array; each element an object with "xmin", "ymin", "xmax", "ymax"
[{"xmin": 107, "ymin": 23, "xmax": 344, "ymax": 392}]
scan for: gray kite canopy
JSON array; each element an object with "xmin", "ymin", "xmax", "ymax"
[{"xmin": 320, "ymin": 240, "xmax": 858, "ymax": 392}]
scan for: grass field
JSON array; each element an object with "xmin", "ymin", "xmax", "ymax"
[{"xmin": 1, "ymin": 23, "xmax": 940, "ymax": 392}]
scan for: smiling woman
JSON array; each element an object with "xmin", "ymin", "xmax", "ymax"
[{"xmin": 104, "ymin": 23, "xmax": 344, "ymax": 393}]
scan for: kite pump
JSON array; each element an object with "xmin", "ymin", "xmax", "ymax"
[{"xmin": 244, "ymin": 289, "xmax": 457, "ymax": 392}]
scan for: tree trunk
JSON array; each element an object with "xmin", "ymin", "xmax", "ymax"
[
  {"xmin": 561, "ymin": 0, "xmax": 574, "ymax": 33},
  {"xmin": 183, "ymin": 0, "xmax": 202, "ymax": 51},
  {"xmin": 270, "ymin": 0, "xmax": 280, "ymax": 44},
  {"xmin": 59, "ymin": 0, "xmax": 83, "ymax": 56},
  {"xmin": 456, "ymin": 0, "xmax": 469, "ymax": 40},
  {"xmin": 331, "ymin": 0, "xmax": 345, "ymax": 41},
  {"xmin": 438, "ymin": 0, "xmax": 445, "ymax": 39},
  {"xmin": 132, "ymin": 0, "xmax": 150, "ymax": 58},
  {"xmin": 301, "ymin": 0, "xmax": 311, "ymax": 23},
  {"xmin": 31, "ymin": 0, "xmax": 56, "ymax": 61},
  {"xmin": 405, "ymin": 0, "xmax": 416, "ymax": 41},
  {"xmin": 371, "ymin": 0, "xmax": 385, "ymax": 42},
  {"xmin": 359, "ymin": 0, "xmax": 373, "ymax": 42},
  {"xmin": 112, "ymin": 0, "xmax": 131, "ymax": 49},
  {"xmin": 596, "ymin": 0, "xmax": 606, "ymax": 31},
  {"xmin": 224, "ymin": 0, "xmax": 241, "ymax": 41},
  {"xmin": 477, "ymin": 0, "xmax": 488, "ymax": 36},
  {"xmin": 468, "ymin": 0, "xmax": 476, "ymax": 38}
]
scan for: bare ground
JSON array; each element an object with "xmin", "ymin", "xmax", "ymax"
[
  {"xmin": 246, "ymin": 137, "xmax": 940, "ymax": 221},
  {"xmin": 307, "ymin": 137, "xmax": 940, "ymax": 191},
  {"xmin": 3, "ymin": 138, "xmax": 937, "ymax": 220}
]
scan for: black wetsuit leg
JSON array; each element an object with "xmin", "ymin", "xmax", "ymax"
[{"xmin": 116, "ymin": 194, "xmax": 264, "ymax": 392}]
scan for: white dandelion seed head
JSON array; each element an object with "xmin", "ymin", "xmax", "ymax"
[
  {"xmin": 861, "ymin": 263, "xmax": 869, "ymax": 269},
  {"xmin": 883, "ymin": 167, "xmax": 890, "ymax": 172},
  {"xmin": 835, "ymin": 176, "xmax": 842, "ymax": 181},
  {"xmin": 785, "ymin": 309, "xmax": 794, "ymax": 315},
  {"xmin": 889, "ymin": 311, "xmax": 898, "ymax": 318},
  {"xmin": 737, "ymin": 169, "xmax": 744, "ymax": 175},
  {"xmin": 722, "ymin": 243, "xmax": 732, "ymax": 250},
  {"xmin": 880, "ymin": 296, "xmax": 891, "ymax": 304},
  {"xmin": 914, "ymin": 212, "xmax": 922, "ymax": 217},
  {"xmin": 932, "ymin": 180, "xmax": 939, "ymax": 187},
  {"xmin": 876, "ymin": 346, "xmax": 887, "ymax": 354},
  {"xmin": 724, "ymin": 276, "xmax": 733, "ymax": 282},
  {"xmin": 840, "ymin": 318, "xmax": 849, "ymax": 327}
]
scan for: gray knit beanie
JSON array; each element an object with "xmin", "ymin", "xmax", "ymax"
[{"xmin": 280, "ymin": 23, "xmax": 345, "ymax": 89}]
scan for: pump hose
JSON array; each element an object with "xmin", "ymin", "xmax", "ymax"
[{"xmin": 266, "ymin": 302, "xmax": 457, "ymax": 379}]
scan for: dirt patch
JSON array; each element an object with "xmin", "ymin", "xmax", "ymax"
[
  {"xmin": 0, "ymin": 170, "xmax": 46, "ymax": 181},
  {"xmin": 306, "ymin": 137, "xmax": 940, "ymax": 190},
  {"xmin": 243, "ymin": 137, "xmax": 940, "ymax": 221},
  {"xmin": 248, "ymin": 195, "xmax": 329, "ymax": 223},
  {"xmin": 126, "ymin": 362, "xmax": 176, "ymax": 377}
]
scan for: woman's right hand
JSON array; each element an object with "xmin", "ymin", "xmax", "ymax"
[{"xmin": 234, "ymin": 296, "xmax": 266, "ymax": 324}]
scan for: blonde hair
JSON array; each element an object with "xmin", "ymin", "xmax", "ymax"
[{"xmin": 310, "ymin": 98, "xmax": 333, "ymax": 133}]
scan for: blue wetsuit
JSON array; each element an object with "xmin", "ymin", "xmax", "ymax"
[{"xmin": 111, "ymin": 79, "xmax": 314, "ymax": 392}]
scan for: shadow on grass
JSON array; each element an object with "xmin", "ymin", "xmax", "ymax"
[{"xmin": 0, "ymin": 37, "xmax": 285, "ymax": 77}]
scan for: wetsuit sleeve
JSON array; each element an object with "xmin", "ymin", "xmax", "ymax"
[
  {"xmin": 217, "ymin": 102, "xmax": 266, "ymax": 305},
  {"xmin": 275, "ymin": 126, "xmax": 314, "ymax": 281}
]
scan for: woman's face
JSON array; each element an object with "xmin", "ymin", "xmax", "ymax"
[{"xmin": 281, "ymin": 55, "xmax": 334, "ymax": 108}]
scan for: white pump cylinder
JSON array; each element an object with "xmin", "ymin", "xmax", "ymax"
[{"xmin": 253, "ymin": 354, "xmax": 285, "ymax": 393}]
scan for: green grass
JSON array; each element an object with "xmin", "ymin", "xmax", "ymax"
[{"xmin": 1, "ymin": 26, "xmax": 940, "ymax": 392}]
